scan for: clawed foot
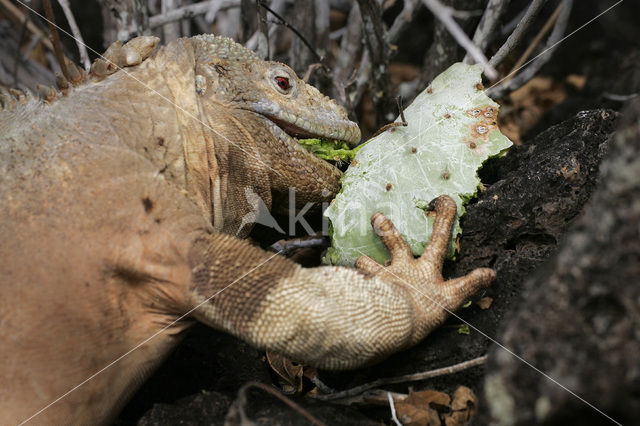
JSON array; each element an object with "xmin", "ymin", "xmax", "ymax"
[{"xmin": 355, "ymin": 195, "xmax": 496, "ymax": 341}]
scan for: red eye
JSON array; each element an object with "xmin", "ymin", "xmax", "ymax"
[{"xmin": 275, "ymin": 76, "xmax": 290, "ymax": 91}]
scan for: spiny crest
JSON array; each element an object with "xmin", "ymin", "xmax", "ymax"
[
  {"xmin": 90, "ymin": 36, "xmax": 159, "ymax": 81},
  {"xmin": 0, "ymin": 36, "xmax": 160, "ymax": 111},
  {"xmin": 0, "ymin": 86, "xmax": 37, "ymax": 112},
  {"xmin": 193, "ymin": 34, "xmax": 260, "ymax": 65},
  {"xmin": 0, "ymin": 59, "xmax": 85, "ymax": 112},
  {"xmin": 1, "ymin": 35, "xmax": 159, "ymax": 112}
]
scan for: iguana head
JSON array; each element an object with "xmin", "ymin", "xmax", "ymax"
[{"xmin": 191, "ymin": 35, "xmax": 360, "ymax": 152}]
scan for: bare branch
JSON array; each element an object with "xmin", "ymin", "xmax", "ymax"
[
  {"xmin": 314, "ymin": 0, "xmax": 330, "ymax": 61},
  {"xmin": 389, "ymin": 392, "xmax": 402, "ymax": 426},
  {"xmin": 42, "ymin": 0, "xmax": 70, "ymax": 82},
  {"xmin": 148, "ymin": 0, "xmax": 239, "ymax": 29},
  {"xmin": 311, "ymin": 355, "xmax": 487, "ymax": 401},
  {"xmin": 464, "ymin": 0, "xmax": 511, "ymax": 63},
  {"xmin": 385, "ymin": 0, "xmax": 420, "ymax": 45},
  {"xmin": 256, "ymin": 0, "xmax": 269, "ymax": 58},
  {"xmin": 348, "ymin": 48, "xmax": 371, "ymax": 110},
  {"xmin": 357, "ymin": 0, "xmax": 394, "ymax": 124},
  {"xmin": 0, "ymin": 0, "xmax": 55, "ymax": 52},
  {"xmin": 98, "ymin": 0, "xmax": 149, "ymax": 42},
  {"xmin": 161, "ymin": 0, "xmax": 181, "ymax": 41},
  {"xmin": 339, "ymin": 1, "xmax": 421, "ymax": 114},
  {"xmin": 332, "ymin": 3, "xmax": 361, "ymax": 108},
  {"xmin": 241, "ymin": 0, "xmax": 269, "ymax": 58},
  {"xmin": 602, "ymin": 92, "xmax": 638, "ymax": 102},
  {"xmin": 488, "ymin": 0, "xmax": 573, "ymax": 98},
  {"xmin": 56, "ymin": 0, "xmax": 90, "ymax": 70},
  {"xmin": 357, "ymin": 0, "xmax": 388, "ymax": 75},
  {"xmin": 259, "ymin": 0, "xmax": 325, "ymax": 67},
  {"xmin": 488, "ymin": 0, "xmax": 548, "ymax": 68},
  {"xmin": 423, "ymin": 0, "xmax": 498, "ymax": 80},
  {"xmin": 233, "ymin": 382, "xmax": 326, "ymax": 426},
  {"xmin": 506, "ymin": 2, "xmax": 563, "ymax": 83},
  {"xmin": 372, "ymin": 96, "xmax": 408, "ymax": 137}
]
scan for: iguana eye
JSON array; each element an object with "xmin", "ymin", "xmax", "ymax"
[{"xmin": 274, "ymin": 76, "xmax": 291, "ymax": 92}]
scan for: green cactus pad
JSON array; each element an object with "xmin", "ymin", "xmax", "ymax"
[{"xmin": 324, "ymin": 63, "xmax": 512, "ymax": 266}]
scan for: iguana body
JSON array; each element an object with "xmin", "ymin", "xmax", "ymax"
[{"xmin": 0, "ymin": 35, "xmax": 495, "ymax": 424}]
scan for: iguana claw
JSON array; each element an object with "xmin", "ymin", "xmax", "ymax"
[{"xmin": 356, "ymin": 195, "xmax": 496, "ymax": 341}]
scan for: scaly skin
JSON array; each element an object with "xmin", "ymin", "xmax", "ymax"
[{"xmin": 0, "ymin": 35, "xmax": 495, "ymax": 424}]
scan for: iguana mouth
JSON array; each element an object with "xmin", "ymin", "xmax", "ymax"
[{"xmin": 265, "ymin": 113, "xmax": 360, "ymax": 148}]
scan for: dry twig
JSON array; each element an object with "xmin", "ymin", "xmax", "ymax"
[
  {"xmin": 0, "ymin": 0, "xmax": 55, "ymax": 52},
  {"xmin": 12, "ymin": 10, "xmax": 30, "ymax": 85},
  {"xmin": 233, "ymin": 381, "xmax": 325, "ymax": 426},
  {"xmin": 464, "ymin": 0, "xmax": 511, "ymax": 63},
  {"xmin": 423, "ymin": 0, "xmax": 498, "ymax": 80},
  {"xmin": 385, "ymin": 0, "xmax": 420, "ymax": 46},
  {"xmin": 343, "ymin": 0, "xmax": 421, "ymax": 113},
  {"xmin": 311, "ymin": 355, "xmax": 487, "ymax": 401},
  {"xmin": 331, "ymin": 2, "xmax": 361, "ymax": 106},
  {"xmin": 56, "ymin": 0, "xmax": 90, "ymax": 70},
  {"xmin": 505, "ymin": 2, "xmax": 563, "ymax": 83},
  {"xmin": 389, "ymin": 392, "xmax": 403, "ymax": 426},
  {"xmin": 372, "ymin": 96, "xmax": 408, "ymax": 137},
  {"xmin": 258, "ymin": 0, "xmax": 325, "ymax": 67},
  {"xmin": 488, "ymin": 0, "xmax": 573, "ymax": 97},
  {"xmin": 161, "ymin": 0, "xmax": 181, "ymax": 41},
  {"xmin": 42, "ymin": 0, "xmax": 70, "ymax": 82},
  {"xmin": 488, "ymin": 0, "xmax": 547, "ymax": 68},
  {"xmin": 357, "ymin": 0, "xmax": 394, "ymax": 124},
  {"xmin": 148, "ymin": 0, "xmax": 239, "ymax": 29}
]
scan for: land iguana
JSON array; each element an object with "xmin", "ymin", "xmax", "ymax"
[{"xmin": 0, "ymin": 35, "xmax": 496, "ymax": 424}]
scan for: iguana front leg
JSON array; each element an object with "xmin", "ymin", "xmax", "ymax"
[{"xmin": 188, "ymin": 195, "xmax": 495, "ymax": 369}]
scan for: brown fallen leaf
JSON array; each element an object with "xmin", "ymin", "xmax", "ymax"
[
  {"xmin": 498, "ymin": 76, "xmax": 567, "ymax": 144},
  {"xmin": 477, "ymin": 296, "xmax": 493, "ymax": 310},
  {"xmin": 406, "ymin": 389, "xmax": 451, "ymax": 412},
  {"xmin": 565, "ymin": 74, "xmax": 586, "ymax": 90},
  {"xmin": 265, "ymin": 351, "xmax": 303, "ymax": 394},
  {"xmin": 443, "ymin": 386, "xmax": 478, "ymax": 426},
  {"xmin": 394, "ymin": 389, "xmax": 453, "ymax": 426},
  {"xmin": 395, "ymin": 401, "xmax": 442, "ymax": 426}
]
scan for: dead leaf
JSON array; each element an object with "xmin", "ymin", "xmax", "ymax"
[
  {"xmin": 393, "ymin": 389, "xmax": 453, "ymax": 425},
  {"xmin": 477, "ymin": 297, "xmax": 493, "ymax": 310},
  {"xmin": 565, "ymin": 74, "xmax": 586, "ymax": 90},
  {"xmin": 406, "ymin": 389, "xmax": 451, "ymax": 412},
  {"xmin": 395, "ymin": 401, "xmax": 442, "ymax": 426},
  {"xmin": 499, "ymin": 76, "xmax": 567, "ymax": 144},
  {"xmin": 442, "ymin": 386, "xmax": 478, "ymax": 426},
  {"xmin": 265, "ymin": 351, "xmax": 304, "ymax": 394}
]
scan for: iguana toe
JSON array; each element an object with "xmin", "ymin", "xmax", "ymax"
[{"xmin": 357, "ymin": 195, "xmax": 495, "ymax": 341}]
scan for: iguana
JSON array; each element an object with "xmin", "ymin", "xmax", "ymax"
[{"xmin": 0, "ymin": 35, "xmax": 495, "ymax": 424}]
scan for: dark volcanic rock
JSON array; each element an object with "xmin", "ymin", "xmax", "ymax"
[
  {"xmin": 483, "ymin": 101, "xmax": 640, "ymax": 425},
  {"xmin": 364, "ymin": 109, "xmax": 617, "ymax": 390}
]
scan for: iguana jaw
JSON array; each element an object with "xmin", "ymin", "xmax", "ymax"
[{"xmin": 264, "ymin": 113, "xmax": 360, "ymax": 148}]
